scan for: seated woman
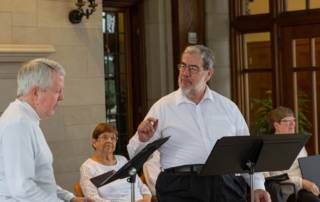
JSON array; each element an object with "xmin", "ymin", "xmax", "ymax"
[
  {"xmin": 80, "ymin": 123, "xmax": 152, "ymax": 202},
  {"xmin": 264, "ymin": 106, "xmax": 320, "ymax": 202}
]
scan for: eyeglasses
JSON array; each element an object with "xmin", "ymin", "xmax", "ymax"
[
  {"xmin": 280, "ymin": 118, "xmax": 296, "ymax": 124},
  {"xmin": 177, "ymin": 63, "xmax": 201, "ymax": 75},
  {"xmin": 98, "ymin": 134, "xmax": 118, "ymax": 141}
]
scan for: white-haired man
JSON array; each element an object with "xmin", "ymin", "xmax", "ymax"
[{"xmin": 0, "ymin": 58, "xmax": 93, "ymax": 202}]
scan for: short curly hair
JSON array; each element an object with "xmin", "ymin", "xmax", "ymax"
[
  {"xmin": 91, "ymin": 123, "xmax": 118, "ymax": 149},
  {"xmin": 269, "ymin": 106, "xmax": 294, "ymax": 130}
]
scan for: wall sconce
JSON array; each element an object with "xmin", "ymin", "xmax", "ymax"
[{"xmin": 69, "ymin": 0, "xmax": 98, "ymax": 24}]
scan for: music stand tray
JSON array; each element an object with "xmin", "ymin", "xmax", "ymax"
[{"xmin": 200, "ymin": 134, "xmax": 310, "ymax": 202}]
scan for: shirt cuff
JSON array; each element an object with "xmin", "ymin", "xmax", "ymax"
[
  {"xmin": 254, "ymin": 180, "xmax": 266, "ymax": 190},
  {"xmin": 65, "ymin": 192, "xmax": 75, "ymax": 202}
]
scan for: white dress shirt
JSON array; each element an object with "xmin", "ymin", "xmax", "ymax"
[
  {"xmin": 0, "ymin": 99, "xmax": 74, "ymax": 202},
  {"xmin": 143, "ymin": 150, "xmax": 161, "ymax": 195},
  {"xmin": 80, "ymin": 155, "xmax": 151, "ymax": 202},
  {"xmin": 127, "ymin": 87, "xmax": 266, "ymax": 190}
]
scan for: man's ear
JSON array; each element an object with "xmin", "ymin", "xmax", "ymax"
[
  {"xmin": 30, "ymin": 86, "xmax": 40, "ymax": 100},
  {"xmin": 206, "ymin": 68, "xmax": 214, "ymax": 82}
]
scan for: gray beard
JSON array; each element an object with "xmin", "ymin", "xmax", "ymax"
[
  {"xmin": 179, "ymin": 79, "xmax": 206, "ymax": 99},
  {"xmin": 178, "ymin": 77, "xmax": 195, "ymax": 98},
  {"xmin": 181, "ymin": 87, "xmax": 196, "ymax": 98}
]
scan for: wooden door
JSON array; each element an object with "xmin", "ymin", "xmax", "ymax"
[
  {"xmin": 281, "ymin": 25, "xmax": 320, "ymax": 154},
  {"xmin": 103, "ymin": 1, "xmax": 147, "ymax": 155}
]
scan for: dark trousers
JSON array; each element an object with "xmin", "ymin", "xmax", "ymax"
[
  {"xmin": 156, "ymin": 172, "xmax": 248, "ymax": 202},
  {"xmin": 287, "ymin": 189, "xmax": 320, "ymax": 202}
]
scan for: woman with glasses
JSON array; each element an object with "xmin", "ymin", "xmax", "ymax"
[
  {"xmin": 80, "ymin": 123, "xmax": 151, "ymax": 202},
  {"xmin": 265, "ymin": 106, "xmax": 320, "ymax": 202}
]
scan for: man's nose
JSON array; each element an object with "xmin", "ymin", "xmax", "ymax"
[
  {"xmin": 58, "ymin": 92, "xmax": 64, "ymax": 101},
  {"xmin": 180, "ymin": 67, "xmax": 190, "ymax": 76}
]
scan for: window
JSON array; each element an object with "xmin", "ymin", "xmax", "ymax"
[
  {"xmin": 244, "ymin": 0, "xmax": 269, "ymax": 15},
  {"xmin": 103, "ymin": 10, "xmax": 131, "ymax": 154},
  {"xmin": 230, "ymin": 0, "xmax": 320, "ymax": 153}
]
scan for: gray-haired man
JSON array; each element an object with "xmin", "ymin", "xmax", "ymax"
[{"xmin": 0, "ymin": 58, "xmax": 93, "ymax": 202}]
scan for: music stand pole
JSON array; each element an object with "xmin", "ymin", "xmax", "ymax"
[
  {"xmin": 246, "ymin": 161, "xmax": 255, "ymax": 202},
  {"xmin": 128, "ymin": 167, "xmax": 137, "ymax": 202}
]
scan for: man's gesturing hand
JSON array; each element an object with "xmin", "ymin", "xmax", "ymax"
[{"xmin": 137, "ymin": 117, "xmax": 158, "ymax": 142}]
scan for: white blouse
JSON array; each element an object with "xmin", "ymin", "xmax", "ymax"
[
  {"xmin": 264, "ymin": 147, "xmax": 308, "ymax": 189},
  {"xmin": 80, "ymin": 155, "xmax": 151, "ymax": 202}
]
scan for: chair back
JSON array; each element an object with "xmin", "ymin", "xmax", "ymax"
[
  {"xmin": 74, "ymin": 181, "xmax": 84, "ymax": 197},
  {"xmin": 298, "ymin": 155, "xmax": 320, "ymax": 187}
]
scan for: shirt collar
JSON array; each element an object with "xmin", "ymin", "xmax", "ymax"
[
  {"xmin": 16, "ymin": 99, "xmax": 40, "ymax": 122},
  {"xmin": 176, "ymin": 86, "xmax": 214, "ymax": 105}
]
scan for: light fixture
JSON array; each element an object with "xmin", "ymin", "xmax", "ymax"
[{"xmin": 69, "ymin": 0, "xmax": 98, "ymax": 24}]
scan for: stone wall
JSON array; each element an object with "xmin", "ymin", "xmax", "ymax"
[
  {"xmin": 143, "ymin": 0, "xmax": 231, "ymax": 105},
  {"xmin": 206, "ymin": 0, "xmax": 231, "ymax": 98},
  {"xmin": 0, "ymin": 0, "xmax": 231, "ymax": 192},
  {"xmin": 0, "ymin": 0, "xmax": 105, "ymax": 191},
  {"xmin": 144, "ymin": 0, "xmax": 174, "ymax": 107}
]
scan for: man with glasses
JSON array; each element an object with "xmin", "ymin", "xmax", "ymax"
[
  {"xmin": 0, "ymin": 58, "xmax": 93, "ymax": 202},
  {"xmin": 128, "ymin": 45, "xmax": 270, "ymax": 202}
]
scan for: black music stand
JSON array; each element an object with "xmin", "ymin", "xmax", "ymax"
[
  {"xmin": 90, "ymin": 136, "xmax": 170, "ymax": 202},
  {"xmin": 200, "ymin": 134, "xmax": 310, "ymax": 202}
]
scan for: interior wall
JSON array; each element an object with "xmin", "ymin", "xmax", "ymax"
[
  {"xmin": 206, "ymin": 0, "xmax": 231, "ymax": 98},
  {"xmin": 0, "ymin": 0, "xmax": 105, "ymax": 191},
  {"xmin": 0, "ymin": 0, "xmax": 231, "ymax": 193},
  {"xmin": 144, "ymin": 0, "xmax": 174, "ymax": 107},
  {"xmin": 171, "ymin": 0, "xmax": 205, "ymax": 87},
  {"xmin": 144, "ymin": 0, "xmax": 231, "ymax": 106}
]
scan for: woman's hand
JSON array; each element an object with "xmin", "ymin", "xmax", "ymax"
[
  {"xmin": 70, "ymin": 197, "xmax": 95, "ymax": 202},
  {"xmin": 302, "ymin": 179, "xmax": 320, "ymax": 196},
  {"xmin": 137, "ymin": 194, "xmax": 152, "ymax": 202},
  {"xmin": 254, "ymin": 189, "xmax": 271, "ymax": 202}
]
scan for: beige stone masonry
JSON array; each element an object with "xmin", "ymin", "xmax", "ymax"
[{"xmin": 0, "ymin": 44, "xmax": 55, "ymax": 62}]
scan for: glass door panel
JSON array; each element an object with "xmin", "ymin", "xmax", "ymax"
[
  {"xmin": 293, "ymin": 38, "xmax": 312, "ymax": 68},
  {"xmin": 286, "ymin": 0, "xmax": 307, "ymax": 11},
  {"xmin": 295, "ymin": 72, "xmax": 314, "ymax": 132},
  {"xmin": 243, "ymin": 32, "xmax": 273, "ymax": 134},
  {"xmin": 283, "ymin": 26, "xmax": 320, "ymax": 154},
  {"xmin": 241, "ymin": 0, "xmax": 269, "ymax": 15},
  {"xmin": 247, "ymin": 72, "xmax": 273, "ymax": 135},
  {"xmin": 103, "ymin": 10, "xmax": 130, "ymax": 154}
]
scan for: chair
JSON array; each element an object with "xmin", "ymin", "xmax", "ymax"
[
  {"xmin": 140, "ymin": 173, "xmax": 158, "ymax": 202},
  {"xmin": 74, "ymin": 181, "xmax": 84, "ymax": 197},
  {"xmin": 140, "ymin": 174, "xmax": 146, "ymax": 184},
  {"xmin": 265, "ymin": 174, "xmax": 297, "ymax": 202},
  {"xmin": 298, "ymin": 155, "xmax": 320, "ymax": 187}
]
